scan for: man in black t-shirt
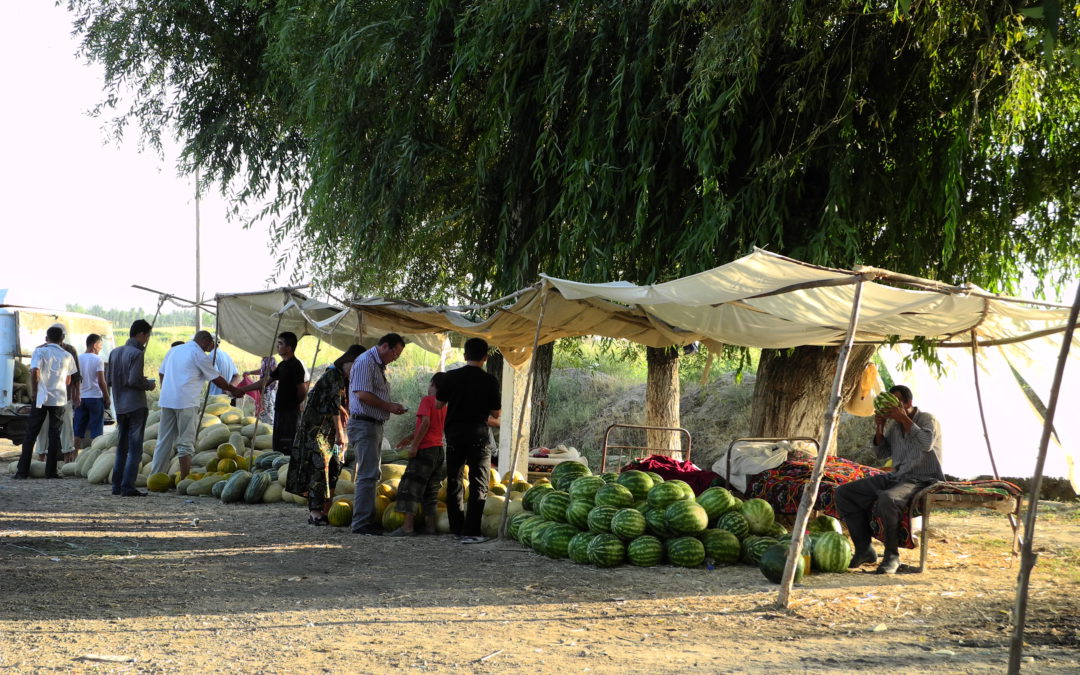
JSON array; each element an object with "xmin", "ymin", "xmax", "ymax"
[
  {"xmin": 239, "ymin": 331, "xmax": 308, "ymax": 456},
  {"xmin": 436, "ymin": 337, "xmax": 501, "ymax": 543}
]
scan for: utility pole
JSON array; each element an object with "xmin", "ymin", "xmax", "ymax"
[{"xmin": 195, "ymin": 167, "xmax": 202, "ymax": 332}]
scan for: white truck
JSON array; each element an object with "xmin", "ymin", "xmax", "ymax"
[{"xmin": 0, "ymin": 298, "xmax": 115, "ymax": 446}]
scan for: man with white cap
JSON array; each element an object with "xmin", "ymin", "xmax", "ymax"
[
  {"xmin": 34, "ymin": 323, "xmax": 81, "ymax": 463},
  {"xmin": 13, "ymin": 325, "xmax": 77, "ymax": 479}
]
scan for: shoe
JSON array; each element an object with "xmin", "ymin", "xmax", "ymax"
[
  {"xmin": 385, "ymin": 527, "xmax": 415, "ymax": 537},
  {"xmin": 308, "ymin": 514, "xmax": 329, "ymax": 526},
  {"xmin": 848, "ymin": 548, "xmax": 878, "ymax": 568},
  {"xmin": 121, "ymin": 490, "xmax": 148, "ymax": 497},
  {"xmin": 875, "ymin": 553, "xmax": 901, "ymax": 575},
  {"xmin": 44, "ymin": 474, "xmax": 63, "ymax": 480},
  {"xmin": 460, "ymin": 536, "xmax": 491, "ymax": 545},
  {"xmin": 112, "ymin": 490, "xmax": 122, "ymax": 495},
  {"xmin": 11, "ymin": 474, "xmax": 28, "ymax": 480},
  {"xmin": 352, "ymin": 526, "xmax": 383, "ymax": 536}
]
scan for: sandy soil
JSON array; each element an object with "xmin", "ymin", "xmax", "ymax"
[{"xmin": 1, "ymin": 452, "xmax": 1078, "ymax": 673}]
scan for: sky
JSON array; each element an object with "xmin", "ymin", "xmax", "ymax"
[{"xmin": 0, "ymin": 2, "xmax": 286, "ymax": 312}]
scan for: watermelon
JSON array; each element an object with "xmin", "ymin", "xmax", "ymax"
[
  {"xmin": 566, "ymin": 499, "xmax": 594, "ymax": 530},
  {"xmin": 568, "ymin": 532, "xmax": 598, "ymax": 564},
  {"xmin": 517, "ymin": 515, "xmax": 545, "ymax": 546},
  {"xmin": 666, "ymin": 536, "xmax": 706, "ymax": 568},
  {"xmin": 665, "ymin": 500, "xmax": 709, "ymax": 536},
  {"xmin": 647, "ymin": 482, "xmax": 685, "ymax": 510},
  {"xmin": 741, "ymin": 498, "xmax": 775, "ymax": 535},
  {"xmin": 594, "ymin": 483, "xmax": 635, "ymax": 509},
  {"xmin": 741, "ymin": 536, "xmax": 777, "ymax": 566},
  {"xmin": 759, "ymin": 543, "xmax": 806, "ymax": 584},
  {"xmin": 530, "ymin": 521, "xmax": 557, "ymax": 555},
  {"xmin": 522, "ymin": 484, "xmax": 554, "ymax": 512},
  {"xmin": 508, "ymin": 511, "xmax": 533, "ymax": 541},
  {"xmin": 587, "ymin": 533, "xmax": 625, "ymax": 567},
  {"xmin": 716, "ymin": 511, "xmax": 750, "ymax": 540},
  {"xmin": 766, "ymin": 521, "xmax": 789, "ymax": 538},
  {"xmin": 645, "ymin": 507, "xmax": 674, "ymax": 539},
  {"xmin": 610, "ymin": 509, "xmax": 647, "ymax": 541},
  {"xmin": 700, "ymin": 528, "xmax": 741, "ymax": 564},
  {"xmin": 645, "ymin": 471, "xmax": 664, "ymax": 485},
  {"xmin": 599, "ymin": 472, "xmax": 619, "ymax": 483},
  {"xmin": 808, "ymin": 514, "xmax": 844, "ymax": 535},
  {"xmin": 666, "ymin": 479, "xmax": 696, "ymax": 500},
  {"xmin": 220, "ymin": 470, "xmax": 252, "ymax": 503},
  {"xmin": 696, "ymin": 486, "xmax": 739, "ymax": 522},
  {"xmin": 627, "ymin": 535, "xmax": 664, "ymax": 567},
  {"xmin": 616, "ymin": 470, "xmax": 653, "ymax": 500},
  {"xmin": 568, "ymin": 476, "xmax": 605, "ymax": 503},
  {"xmin": 587, "ymin": 506, "xmax": 620, "ymax": 534},
  {"xmin": 539, "ymin": 523, "xmax": 579, "ymax": 559},
  {"xmin": 243, "ymin": 471, "xmax": 272, "ymax": 504},
  {"xmin": 539, "ymin": 490, "xmax": 571, "ymax": 522},
  {"xmin": 812, "ymin": 531, "xmax": 854, "ymax": 572},
  {"xmin": 634, "ymin": 501, "xmax": 650, "ymax": 514},
  {"xmin": 211, "ymin": 480, "xmax": 228, "ymax": 499},
  {"xmin": 551, "ymin": 461, "xmax": 590, "ymax": 491}
]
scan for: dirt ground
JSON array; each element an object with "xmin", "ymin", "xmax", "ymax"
[{"xmin": 1, "ymin": 452, "xmax": 1078, "ymax": 673}]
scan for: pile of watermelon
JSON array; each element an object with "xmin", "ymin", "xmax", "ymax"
[{"xmin": 509, "ymin": 462, "xmax": 855, "ymax": 581}]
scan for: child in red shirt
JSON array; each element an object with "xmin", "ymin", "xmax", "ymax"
[{"xmin": 388, "ymin": 372, "xmax": 448, "ymax": 535}]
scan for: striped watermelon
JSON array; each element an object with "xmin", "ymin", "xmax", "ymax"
[
  {"xmin": 587, "ymin": 533, "xmax": 625, "ymax": 567},
  {"xmin": 760, "ymin": 543, "xmax": 806, "ymax": 584},
  {"xmin": 699, "ymin": 528, "xmax": 741, "ymax": 564},
  {"xmin": 634, "ymin": 500, "xmax": 650, "ymax": 513},
  {"xmin": 568, "ymin": 476, "xmax": 606, "ymax": 503},
  {"xmin": 587, "ymin": 505, "xmax": 620, "ymax": 534},
  {"xmin": 696, "ymin": 486, "xmax": 739, "ymax": 522},
  {"xmin": 716, "ymin": 511, "xmax": 750, "ymax": 540},
  {"xmin": 767, "ymin": 521, "xmax": 789, "ymax": 538},
  {"xmin": 529, "ymin": 521, "xmax": 557, "ymax": 555},
  {"xmin": 647, "ymin": 482, "xmax": 685, "ymax": 510},
  {"xmin": 539, "ymin": 490, "xmax": 571, "ymax": 522},
  {"xmin": 539, "ymin": 523, "xmax": 580, "ymax": 559},
  {"xmin": 522, "ymin": 484, "xmax": 553, "ymax": 512},
  {"xmin": 594, "ymin": 483, "xmax": 635, "ymax": 509},
  {"xmin": 516, "ymin": 515, "xmax": 544, "ymax": 546},
  {"xmin": 666, "ymin": 479, "xmax": 696, "ymax": 500},
  {"xmin": 568, "ymin": 532, "xmax": 598, "ymax": 564},
  {"xmin": 599, "ymin": 472, "xmax": 619, "ymax": 483},
  {"xmin": 665, "ymin": 500, "xmax": 709, "ymax": 535},
  {"xmin": 508, "ymin": 511, "xmax": 533, "ymax": 541},
  {"xmin": 627, "ymin": 535, "xmax": 664, "ymax": 567},
  {"xmin": 610, "ymin": 508, "xmax": 647, "ymax": 541},
  {"xmin": 566, "ymin": 499, "xmax": 594, "ymax": 530},
  {"xmin": 741, "ymin": 536, "xmax": 777, "ymax": 566},
  {"xmin": 645, "ymin": 471, "xmax": 664, "ymax": 485},
  {"xmin": 666, "ymin": 536, "xmax": 706, "ymax": 568},
  {"xmin": 550, "ymin": 461, "xmax": 591, "ymax": 491},
  {"xmin": 645, "ymin": 507, "xmax": 674, "ymax": 539},
  {"xmin": 809, "ymin": 515, "xmax": 844, "ymax": 535},
  {"xmin": 811, "ymin": 531, "xmax": 853, "ymax": 572},
  {"xmin": 616, "ymin": 470, "xmax": 654, "ymax": 500},
  {"xmin": 741, "ymin": 498, "xmax": 775, "ymax": 535}
]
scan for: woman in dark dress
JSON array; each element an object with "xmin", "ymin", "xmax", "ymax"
[{"xmin": 288, "ymin": 345, "xmax": 365, "ymax": 525}]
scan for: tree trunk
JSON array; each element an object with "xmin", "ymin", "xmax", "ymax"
[
  {"xmin": 748, "ymin": 345, "xmax": 876, "ymax": 450},
  {"xmin": 645, "ymin": 346, "xmax": 682, "ymax": 456},
  {"xmin": 529, "ymin": 341, "xmax": 554, "ymax": 448}
]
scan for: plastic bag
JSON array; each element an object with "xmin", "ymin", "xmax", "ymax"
[{"xmin": 844, "ymin": 362, "xmax": 883, "ymax": 417}]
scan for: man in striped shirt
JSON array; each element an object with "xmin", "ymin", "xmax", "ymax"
[{"xmin": 835, "ymin": 385, "xmax": 944, "ymax": 574}]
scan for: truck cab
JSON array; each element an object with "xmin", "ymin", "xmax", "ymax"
[{"xmin": 0, "ymin": 302, "xmax": 115, "ymax": 445}]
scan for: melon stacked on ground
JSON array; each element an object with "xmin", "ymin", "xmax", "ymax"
[{"xmin": 507, "ymin": 461, "xmax": 855, "ymax": 580}]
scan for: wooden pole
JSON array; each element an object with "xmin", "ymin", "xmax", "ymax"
[
  {"xmin": 194, "ymin": 167, "xmax": 202, "ymax": 333},
  {"xmin": 499, "ymin": 283, "xmax": 551, "ymax": 538},
  {"xmin": 1007, "ymin": 283, "xmax": 1080, "ymax": 674},
  {"xmin": 777, "ymin": 278, "xmax": 867, "ymax": 608},
  {"xmin": 969, "ymin": 332, "xmax": 1003, "ymax": 480}
]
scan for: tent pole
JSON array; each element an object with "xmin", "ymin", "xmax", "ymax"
[
  {"xmin": 969, "ymin": 333, "xmax": 1003, "ymax": 480},
  {"xmin": 148, "ymin": 295, "xmax": 168, "ymax": 330},
  {"xmin": 777, "ymin": 277, "xmax": 867, "ymax": 608},
  {"xmin": 1007, "ymin": 283, "xmax": 1080, "ymax": 674},
  {"xmin": 499, "ymin": 282, "xmax": 551, "ymax": 538}
]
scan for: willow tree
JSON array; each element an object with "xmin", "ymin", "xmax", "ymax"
[{"xmin": 71, "ymin": 0, "xmax": 1080, "ymax": 440}]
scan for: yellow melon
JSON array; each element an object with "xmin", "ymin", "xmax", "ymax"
[
  {"xmin": 206, "ymin": 458, "xmax": 220, "ymax": 472},
  {"xmin": 379, "ymin": 463, "xmax": 406, "ymax": 481},
  {"xmin": 376, "ymin": 481, "xmax": 397, "ymax": 500},
  {"xmin": 327, "ymin": 500, "xmax": 353, "ymax": 527},
  {"xmin": 217, "ymin": 458, "xmax": 237, "ymax": 473},
  {"xmin": 338, "ymin": 468, "xmax": 353, "ymax": 483},
  {"xmin": 216, "ymin": 443, "xmax": 237, "ymax": 460},
  {"xmin": 233, "ymin": 455, "xmax": 249, "ymax": 471},
  {"xmin": 374, "ymin": 495, "xmax": 391, "ymax": 522},
  {"xmin": 147, "ymin": 473, "xmax": 172, "ymax": 492}
]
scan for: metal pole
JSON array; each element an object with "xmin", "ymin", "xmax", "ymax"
[
  {"xmin": 777, "ymin": 277, "xmax": 868, "ymax": 608},
  {"xmin": 194, "ymin": 167, "xmax": 203, "ymax": 333},
  {"xmin": 1007, "ymin": 283, "xmax": 1080, "ymax": 673}
]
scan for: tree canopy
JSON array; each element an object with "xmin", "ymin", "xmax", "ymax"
[{"xmin": 69, "ymin": 0, "xmax": 1080, "ymax": 301}]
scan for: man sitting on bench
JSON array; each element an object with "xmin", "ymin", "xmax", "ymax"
[{"xmin": 836, "ymin": 384, "xmax": 944, "ymax": 574}]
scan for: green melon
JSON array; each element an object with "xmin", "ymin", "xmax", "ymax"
[
  {"xmin": 647, "ymin": 482, "xmax": 685, "ymax": 510},
  {"xmin": 665, "ymin": 500, "xmax": 709, "ymax": 536},
  {"xmin": 530, "ymin": 521, "xmax": 558, "ymax": 555},
  {"xmin": 327, "ymin": 500, "xmax": 353, "ymax": 527},
  {"xmin": 808, "ymin": 514, "xmax": 844, "ymax": 535},
  {"xmin": 812, "ymin": 531, "xmax": 854, "ymax": 573},
  {"xmin": 610, "ymin": 508, "xmax": 647, "ymax": 541},
  {"xmin": 666, "ymin": 479, "xmax": 696, "ymax": 500},
  {"xmin": 539, "ymin": 523, "xmax": 580, "ymax": 559},
  {"xmin": 645, "ymin": 471, "xmax": 665, "ymax": 485},
  {"xmin": 594, "ymin": 483, "xmax": 635, "ymax": 509},
  {"xmin": 766, "ymin": 521, "xmax": 789, "ymax": 538},
  {"xmin": 716, "ymin": 510, "xmax": 750, "ymax": 540},
  {"xmin": 599, "ymin": 472, "xmax": 619, "ymax": 483},
  {"xmin": 568, "ymin": 475, "xmax": 606, "ymax": 503},
  {"xmin": 587, "ymin": 533, "xmax": 625, "ymax": 567},
  {"xmin": 508, "ymin": 511, "xmax": 534, "ymax": 541},
  {"xmin": 539, "ymin": 490, "xmax": 572, "ymax": 522},
  {"xmin": 627, "ymin": 535, "xmax": 664, "ymax": 567},
  {"xmin": 645, "ymin": 506, "xmax": 674, "ymax": 539},
  {"xmin": 696, "ymin": 486, "xmax": 739, "ymax": 522},
  {"xmin": 741, "ymin": 536, "xmax": 777, "ymax": 566},
  {"xmin": 699, "ymin": 528, "xmax": 741, "ymax": 564},
  {"xmin": 741, "ymin": 498, "xmax": 775, "ymax": 535},
  {"xmin": 568, "ymin": 532, "xmax": 598, "ymax": 564},
  {"xmin": 759, "ymin": 543, "xmax": 806, "ymax": 584},
  {"xmin": 587, "ymin": 505, "xmax": 620, "ymax": 534},
  {"xmin": 551, "ymin": 461, "xmax": 591, "ymax": 491},
  {"xmin": 211, "ymin": 479, "xmax": 228, "ymax": 499},
  {"xmin": 666, "ymin": 536, "xmax": 706, "ymax": 568},
  {"xmin": 244, "ymin": 471, "xmax": 272, "ymax": 504},
  {"xmin": 566, "ymin": 499, "xmax": 594, "ymax": 530},
  {"xmin": 220, "ymin": 470, "xmax": 252, "ymax": 503},
  {"xmin": 522, "ymin": 484, "xmax": 554, "ymax": 512},
  {"xmin": 634, "ymin": 500, "xmax": 650, "ymax": 514},
  {"xmin": 517, "ymin": 515, "xmax": 545, "ymax": 547},
  {"xmin": 616, "ymin": 470, "xmax": 653, "ymax": 500}
]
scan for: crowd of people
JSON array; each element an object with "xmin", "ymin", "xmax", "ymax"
[{"xmin": 11, "ymin": 322, "xmax": 505, "ymax": 543}]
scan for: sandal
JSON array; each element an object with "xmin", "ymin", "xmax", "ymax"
[{"xmin": 307, "ymin": 514, "xmax": 330, "ymax": 526}]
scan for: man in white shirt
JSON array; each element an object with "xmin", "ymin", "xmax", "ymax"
[
  {"xmin": 149, "ymin": 331, "xmax": 244, "ymax": 481},
  {"xmin": 72, "ymin": 333, "xmax": 111, "ymax": 461},
  {"xmin": 207, "ymin": 344, "xmax": 242, "ymax": 399},
  {"xmin": 34, "ymin": 323, "xmax": 81, "ymax": 463},
  {"xmin": 13, "ymin": 326, "xmax": 78, "ymax": 479}
]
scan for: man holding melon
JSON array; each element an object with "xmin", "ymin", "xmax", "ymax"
[{"xmin": 835, "ymin": 385, "xmax": 944, "ymax": 574}]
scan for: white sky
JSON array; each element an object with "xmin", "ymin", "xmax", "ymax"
[{"xmin": 0, "ymin": 2, "xmax": 286, "ymax": 312}]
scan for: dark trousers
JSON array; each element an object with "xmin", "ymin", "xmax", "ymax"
[
  {"xmin": 112, "ymin": 409, "xmax": 149, "ymax": 494},
  {"xmin": 835, "ymin": 473, "xmax": 928, "ymax": 555},
  {"xmin": 445, "ymin": 434, "xmax": 492, "ymax": 537},
  {"xmin": 17, "ymin": 405, "xmax": 64, "ymax": 477},
  {"xmin": 273, "ymin": 407, "xmax": 299, "ymax": 456}
]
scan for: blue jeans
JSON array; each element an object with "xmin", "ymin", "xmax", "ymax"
[
  {"xmin": 113, "ymin": 408, "xmax": 148, "ymax": 494},
  {"xmin": 348, "ymin": 418, "xmax": 384, "ymax": 531},
  {"xmin": 73, "ymin": 398, "xmax": 105, "ymax": 439}
]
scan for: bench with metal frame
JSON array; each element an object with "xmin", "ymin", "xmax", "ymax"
[{"xmin": 600, "ymin": 423, "xmax": 692, "ymax": 473}]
